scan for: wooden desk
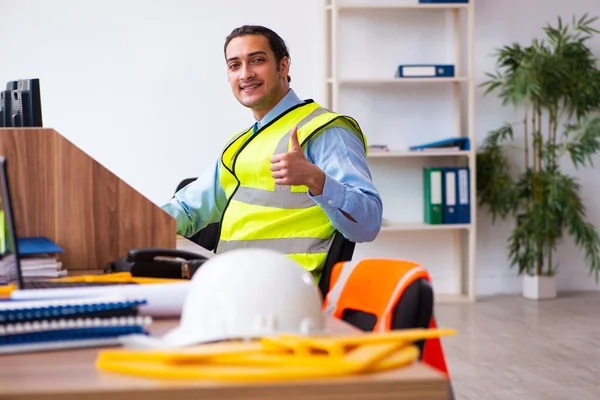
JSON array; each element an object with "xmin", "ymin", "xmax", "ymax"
[
  {"xmin": 176, "ymin": 235, "xmax": 215, "ymax": 259},
  {"xmin": 0, "ymin": 318, "xmax": 448, "ymax": 400},
  {"xmin": 0, "ymin": 235, "xmax": 448, "ymax": 399}
]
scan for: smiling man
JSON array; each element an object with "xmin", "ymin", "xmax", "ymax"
[{"xmin": 162, "ymin": 25, "xmax": 382, "ymax": 281}]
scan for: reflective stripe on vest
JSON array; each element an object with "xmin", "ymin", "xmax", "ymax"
[
  {"xmin": 232, "ymin": 186, "xmax": 315, "ymax": 209},
  {"xmin": 322, "ymin": 259, "xmax": 451, "ymax": 379},
  {"xmin": 217, "ymin": 236, "xmax": 335, "ymax": 255},
  {"xmin": 230, "ymin": 106, "xmax": 329, "ymax": 210},
  {"xmin": 216, "ymin": 100, "xmax": 367, "ymax": 280}
]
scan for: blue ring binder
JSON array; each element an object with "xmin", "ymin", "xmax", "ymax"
[
  {"xmin": 0, "ymin": 299, "xmax": 147, "ymax": 323},
  {"xmin": 0, "ymin": 326, "xmax": 148, "ymax": 345},
  {"xmin": 0, "ymin": 297, "xmax": 152, "ymax": 352}
]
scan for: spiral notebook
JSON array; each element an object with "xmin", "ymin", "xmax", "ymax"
[
  {"xmin": 0, "ymin": 295, "xmax": 146, "ymax": 323},
  {"xmin": 0, "ymin": 295, "xmax": 152, "ymax": 354}
]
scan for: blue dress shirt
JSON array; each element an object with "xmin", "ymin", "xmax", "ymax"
[{"xmin": 162, "ymin": 89, "xmax": 383, "ymax": 243}]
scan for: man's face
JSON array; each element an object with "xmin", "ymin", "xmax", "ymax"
[{"xmin": 225, "ymin": 34, "xmax": 289, "ymax": 119}]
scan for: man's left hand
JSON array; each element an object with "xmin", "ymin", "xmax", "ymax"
[{"xmin": 270, "ymin": 125, "xmax": 326, "ymax": 195}]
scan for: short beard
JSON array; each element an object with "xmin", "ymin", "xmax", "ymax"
[{"xmin": 239, "ymin": 72, "xmax": 283, "ymax": 110}]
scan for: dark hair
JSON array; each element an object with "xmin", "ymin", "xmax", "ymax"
[{"xmin": 224, "ymin": 25, "xmax": 291, "ymax": 83}]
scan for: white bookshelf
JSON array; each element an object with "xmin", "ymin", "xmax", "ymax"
[{"xmin": 323, "ymin": 0, "xmax": 477, "ymax": 302}]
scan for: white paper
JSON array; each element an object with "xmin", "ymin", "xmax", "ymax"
[{"xmin": 10, "ymin": 281, "xmax": 191, "ymax": 318}]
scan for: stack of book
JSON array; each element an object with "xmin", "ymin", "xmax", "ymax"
[
  {"xmin": 16, "ymin": 237, "xmax": 65, "ymax": 281},
  {"xmin": 0, "ymin": 295, "xmax": 152, "ymax": 354}
]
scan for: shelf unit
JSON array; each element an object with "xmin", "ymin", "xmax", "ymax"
[
  {"xmin": 330, "ymin": 77, "xmax": 468, "ymax": 85},
  {"xmin": 323, "ymin": 0, "xmax": 477, "ymax": 302},
  {"xmin": 368, "ymin": 150, "xmax": 470, "ymax": 158},
  {"xmin": 326, "ymin": 3, "xmax": 469, "ymax": 10},
  {"xmin": 380, "ymin": 222, "xmax": 471, "ymax": 232}
]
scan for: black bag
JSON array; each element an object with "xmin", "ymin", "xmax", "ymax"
[{"xmin": 104, "ymin": 248, "xmax": 209, "ymax": 280}]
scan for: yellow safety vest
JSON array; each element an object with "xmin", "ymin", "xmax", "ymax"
[{"xmin": 216, "ymin": 100, "xmax": 367, "ymax": 281}]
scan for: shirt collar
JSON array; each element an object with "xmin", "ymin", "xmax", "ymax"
[{"xmin": 255, "ymin": 89, "xmax": 302, "ymax": 131}]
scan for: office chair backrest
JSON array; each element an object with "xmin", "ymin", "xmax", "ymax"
[
  {"xmin": 318, "ymin": 231, "xmax": 355, "ymax": 299},
  {"xmin": 174, "ymin": 178, "xmax": 219, "ymax": 251},
  {"xmin": 176, "ymin": 178, "xmax": 197, "ymax": 193}
]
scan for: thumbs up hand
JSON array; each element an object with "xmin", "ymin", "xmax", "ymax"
[{"xmin": 270, "ymin": 125, "xmax": 325, "ymax": 195}]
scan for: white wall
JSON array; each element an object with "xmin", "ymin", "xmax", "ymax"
[
  {"xmin": 1, "ymin": 0, "xmax": 599, "ymax": 295},
  {"xmin": 0, "ymin": 0, "xmax": 323, "ymax": 201}
]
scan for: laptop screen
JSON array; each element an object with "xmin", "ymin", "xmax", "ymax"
[{"xmin": 0, "ymin": 156, "xmax": 23, "ymax": 288}]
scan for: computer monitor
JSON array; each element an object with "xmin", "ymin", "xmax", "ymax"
[
  {"xmin": 0, "ymin": 78, "xmax": 43, "ymax": 128},
  {"xmin": 0, "ymin": 156, "xmax": 24, "ymax": 288}
]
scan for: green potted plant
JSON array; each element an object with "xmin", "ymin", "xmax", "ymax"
[{"xmin": 477, "ymin": 13, "xmax": 600, "ymax": 299}]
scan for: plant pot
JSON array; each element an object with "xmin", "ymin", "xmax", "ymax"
[{"xmin": 522, "ymin": 274, "xmax": 557, "ymax": 300}]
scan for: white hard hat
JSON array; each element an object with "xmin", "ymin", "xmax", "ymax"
[{"xmin": 154, "ymin": 247, "xmax": 326, "ymax": 347}]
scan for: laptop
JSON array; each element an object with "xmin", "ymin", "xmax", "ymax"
[{"xmin": 0, "ymin": 156, "xmax": 135, "ymax": 290}]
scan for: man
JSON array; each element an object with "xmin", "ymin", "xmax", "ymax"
[{"xmin": 162, "ymin": 25, "xmax": 382, "ymax": 280}]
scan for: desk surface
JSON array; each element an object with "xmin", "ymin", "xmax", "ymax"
[
  {"xmin": 0, "ymin": 237, "xmax": 448, "ymax": 399},
  {"xmin": 176, "ymin": 235, "xmax": 215, "ymax": 258},
  {"xmin": 0, "ymin": 318, "xmax": 448, "ymax": 400}
]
